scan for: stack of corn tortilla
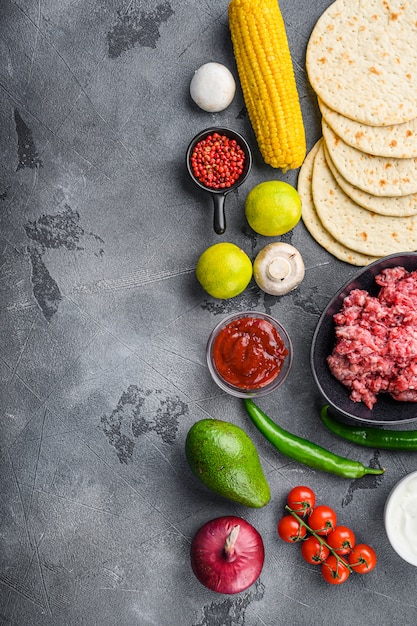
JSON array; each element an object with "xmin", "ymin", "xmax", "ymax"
[{"xmin": 298, "ymin": 0, "xmax": 417, "ymax": 266}]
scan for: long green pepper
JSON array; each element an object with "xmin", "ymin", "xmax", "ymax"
[
  {"xmin": 320, "ymin": 404, "xmax": 417, "ymax": 450},
  {"xmin": 243, "ymin": 399, "xmax": 384, "ymax": 479}
]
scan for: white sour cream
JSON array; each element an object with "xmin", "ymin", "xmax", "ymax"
[{"xmin": 384, "ymin": 472, "xmax": 417, "ymax": 566}]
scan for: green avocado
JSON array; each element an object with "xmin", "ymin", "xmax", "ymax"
[{"xmin": 185, "ymin": 418, "xmax": 271, "ymax": 508}]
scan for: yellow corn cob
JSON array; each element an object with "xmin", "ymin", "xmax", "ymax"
[{"xmin": 228, "ymin": 0, "xmax": 306, "ymax": 171}]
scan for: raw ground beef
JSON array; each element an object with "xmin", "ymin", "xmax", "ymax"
[{"xmin": 327, "ymin": 266, "xmax": 417, "ymax": 409}]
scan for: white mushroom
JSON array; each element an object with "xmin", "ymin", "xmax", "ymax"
[
  {"xmin": 253, "ymin": 243, "xmax": 305, "ymax": 296},
  {"xmin": 190, "ymin": 62, "xmax": 236, "ymax": 113}
]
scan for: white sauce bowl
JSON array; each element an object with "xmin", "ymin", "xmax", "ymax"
[{"xmin": 384, "ymin": 471, "xmax": 417, "ymax": 567}]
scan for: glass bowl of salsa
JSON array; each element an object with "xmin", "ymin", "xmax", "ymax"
[{"xmin": 206, "ymin": 311, "xmax": 293, "ymax": 398}]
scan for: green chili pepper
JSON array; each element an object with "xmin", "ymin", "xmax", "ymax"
[
  {"xmin": 243, "ymin": 399, "xmax": 384, "ymax": 479},
  {"xmin": 321, "ymin": 404, "xmax": 417, "ymax": 450}
]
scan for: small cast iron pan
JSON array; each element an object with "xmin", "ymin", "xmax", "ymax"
[{"xmin": 186, "ymin": 127, "xmax": 252, "ymax": 235}]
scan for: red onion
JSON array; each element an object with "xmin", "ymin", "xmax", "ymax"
[{"xmin": 190, "ymin": 516, "xmax": 265, "ymax": 594}]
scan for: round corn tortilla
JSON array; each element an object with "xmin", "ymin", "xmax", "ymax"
[
  {"xmin": 298, "ymin": 140, "xmax": 379, "ymax": 266},
  {"xmin": 319, "ymin": 98, "xmax": 417, "ymax": 159},
  {"xmin": 312, "ymin": 142, "xmax": 417, "ymax": 257},
  {"xmin": 306, "ymin": 0, "xmax": 417, "ymax": 126},
  {"xmin": 323, "ymin": 143, "xmax": 417, "ymax": 217},
  {"xmin": 322, "ymin": 120, "xmax": 417, "ymax": 197}
]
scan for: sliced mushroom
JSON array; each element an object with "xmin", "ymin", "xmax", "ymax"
[{"xmin": 253, "ymin": 242, "xmax": 305, "ymax": 296}]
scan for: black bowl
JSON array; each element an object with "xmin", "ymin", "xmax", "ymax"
[
  {"xmin": 311, "ymin": 252, "xmax": 417, "ymax": 425},
  {"xmin": 186, "ymin": 127, "xmax": 252, "ymax": 235}
]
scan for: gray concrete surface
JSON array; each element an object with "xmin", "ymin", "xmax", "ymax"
[{"xmin": 1, "ymin": 1, "xmax": 416, "ymax": 624}]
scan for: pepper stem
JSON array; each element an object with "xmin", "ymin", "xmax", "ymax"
[
  {"xmin": 365, "ymin": 467, "xmax": 385, "ymax": 475},
  {"xmin": 223, "ymin": 524, "xmax": 240, "ymax": 561}
]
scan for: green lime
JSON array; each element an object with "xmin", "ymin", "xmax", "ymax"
[
  {"xmin": 196, "ymin": 242, "xmax": 252, "ymax": 299},
  {"xmin": 245, "ymin": 181, "xmax": 302, "ymax": 236}
]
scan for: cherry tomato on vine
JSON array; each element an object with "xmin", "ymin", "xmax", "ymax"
[
  {"xmin": 321, "ymin": 554, "xmax": 350, "ymax": 585},
  {"xmin": 301, "ymin": 535, "xmax": 330, "ymax": 564},
  {"xmin": 326, "ymin": 526, "xmax": 356, "ymax": 555},
  {"xmin": 308, "ymin": 505, "xmax": 337, "ymax": 536},
  {"xmin": 286, "ymin": 486, "xmax": 316, "ymax": 516},
  {"xmin": 277, "ymin": 515, "xmax": 307, "ymax": 543},
  {"xmin": 348, "ymin": 544, "xmax": 377, "ymax": 574}
]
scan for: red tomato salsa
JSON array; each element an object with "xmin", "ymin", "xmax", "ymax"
[{"xmin": 212, "ymin": 316, "xmax": 288, "ymax": 389}]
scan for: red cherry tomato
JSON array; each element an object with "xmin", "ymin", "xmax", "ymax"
[
  {"xmin": 301, "ymin": 535, "xmax": 330, "ymax": 565},
  {"xmin": 321, "ymin": 554, "xmax": 350, "ymax": 585},
  {"xmin": 348, "ymin": 544, "xmax": 377, "ymax": 574},
  {"xmin": 326, "ymin": 526, "xmax": 356, "ymax": 555},
  {"xmin": 286, "ymin": 486, "xmax": 316, "ymax": 516},
  {"xmin": 308, "ymin": 505, "xmax": 337, "ymax": 536},
  {"xmin": 277, "ymin": 515, "xmax": 307, "ymax": 543}
]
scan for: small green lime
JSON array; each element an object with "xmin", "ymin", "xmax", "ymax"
[
  {"xmin": 245, "ymin": 181, "xmax": 302, "ymax": 236},
  {"xmin": 196, "ymin": 242, "xmax": 252, "ymax": 299}
]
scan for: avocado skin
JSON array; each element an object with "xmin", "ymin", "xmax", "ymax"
[{"xmin": 185, "ymin": 418, "xmax": 271, "ymax": 508}]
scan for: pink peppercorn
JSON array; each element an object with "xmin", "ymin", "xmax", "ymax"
[{"xmin": 190, "ymin": 133, "xmax": 245, "ymax": 189}]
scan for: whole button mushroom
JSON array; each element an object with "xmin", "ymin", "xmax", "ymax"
[
  {"xmin": 190, "ymin": 62, "xmax": 236, "ymax": 113},
  {"xmin": 253, "ymin": 242, "xmax": 305, "ymax": 296}
]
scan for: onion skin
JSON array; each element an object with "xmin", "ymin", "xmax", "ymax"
[{"xmin": 190, "ymin": 516, "xmax": 265, "ymax": 594}]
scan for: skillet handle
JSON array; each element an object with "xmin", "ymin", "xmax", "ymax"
[{"xmin": 212, "ymin": 193, "xmax": 226, "ymax": 235}]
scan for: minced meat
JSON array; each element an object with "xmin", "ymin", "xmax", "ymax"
[{"xmin": 327, "ymin": 266, "xmax": 417, "ymax": 409}]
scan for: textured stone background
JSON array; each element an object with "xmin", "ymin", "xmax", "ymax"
[{"xmin": 1, "ymin": 1, "xmax": 416, "ymax": 625}]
